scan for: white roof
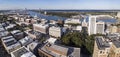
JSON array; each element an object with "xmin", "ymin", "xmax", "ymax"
[
  {"xmin": 49, "ymin": 26, "xmax": 61, "ymax": 31},
  {"xmin": 33, "ymin": 24, "xmax": 48, "ymax": 28},
  {"xmin": 11, "ymin": 30, "xmax": 20, "ymax": 34},
  {"xmin": 0, "ymin": 31, "xmax": 9, "ymax": 37},
  {"xmin": 76, "ymin": 26, "xmax": 82, "ymax": 31},
  {"xmin": 47, "ymin": 37, "xmax": 57, "ymax": 44},
  {"xmin": 27, "ymin": 42, "xmax": 38, "ymax": 51},
  {"xmin": 0, "ymin": 27, "xmax": 4, "ymax": 31},
  {"xmin": 11, "ymin": 46, "xmax": 36, "ymax": 57},
  {"xmin": 3, "ymin": 38, "xmax": 16, "ymax": 43},
  {"xmin": 2, "ymin": 36, "xmax": 13, "ymax": 40},
  {"xmin": 5, "ymin": 24, "xmax": 16, "ymax": 29},
  {"xmin": 65, "ymin": 18, "xmax": 81, "ymax": 24},
  {"xmin": 19, "ymin": 36, "xmax": 33, "ymax": 46},
  {"xmin": 21, "ymin": 52, "xmax": 36, "ymax": 57}
]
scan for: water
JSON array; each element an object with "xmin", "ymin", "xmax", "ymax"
[
  {"xmin": 85, "ymin": 16, "xmax": 117, "ymax": 23},
  {"xmin": 28, "ymin": 11, "xmax": 117, "ymax": 23},
  {"xmin": 28, "ymin": 11, "xmax": 66, "ymax": 21}
]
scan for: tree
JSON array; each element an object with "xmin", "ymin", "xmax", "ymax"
[{"xmin": 61, "ymin": 31, "xmax": 96, "ymax": 56}]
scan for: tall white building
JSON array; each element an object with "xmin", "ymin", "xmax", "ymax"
[
  {"xmin": 88, "ymin": 16, "xmax": 97, "ymax": 35},
  {"xmin": 49, "ymin": 26, "xmax": 62, "ymax": 38},
  {"xmin": 96, "ymin": 21, "xmax": 105, "ymax": 34},
  {"xmin": 88, "ymin": 15, "xmax": 105, "ymax": 35}
]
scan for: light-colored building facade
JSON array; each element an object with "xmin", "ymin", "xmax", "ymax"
[
  {"xmin": 93, "ymin": 36, "xmax": 110, "ymax": 57},
  {"xmin": 38, "ymin": 43, "xmax": 80, "ymax": 57},
  {"xmin": 109, "ymin": 40, "xmax": 120, "ymax": 57},
  {"xmin": 1, "ymin": 36, "xmax": 21, "ymax": 54},
  {"xmin": 49, "ymin": 26, "xmax": 62, "ymax": 38},
  {"xmin": 88, "ymin": 16, "xmax": 97, "ymax": 35},
  {"xmin": 33, "ymin": 24, "xmax": 49, "ymax": 34},
  {"xmin": 117, "ymin": 12, "xmax": 120, "ymax": 18},
  {"xmin": 96, "ymin": 21, "xmax": 105, "ymax": 34},
  {"xmin": 110, "ymin": 26, "xmax": 118, "ymax": 33},
  {"xmin": 11, "ymin": 46, "xmax": 36, "ymax": 57},
  {"xmin": 65, "ymin": 18, "xmax": 81, "ymax": 24}
]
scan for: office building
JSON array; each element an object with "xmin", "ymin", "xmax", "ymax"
[
  {"xmin": 93, "ymin": 36, "xmax": 110, "ymax": 57},
  {"xmin": 33, "ymin": 24, "xmax": 49, "ymax": 34},
  {"xmin": 49, "ymin": 26, "xmax": 62, "ymax": 38},
  {"xmin": 96, "ymin": 21, "xmax": 105, "ymax": 34},
  {"xmin": 88, "ymin": 16, "xmax": 97, "ymax": 35}
]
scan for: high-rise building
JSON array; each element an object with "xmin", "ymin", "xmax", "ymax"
[
  {"xmin": 96, "ymin": 21, "xmax": 105, "ymax": 34},
  {"xmin": 88, "ymin": 16, "xmax": 97, "ymax": 35}
]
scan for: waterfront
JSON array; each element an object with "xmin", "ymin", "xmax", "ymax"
[{"xmin": 28, "ymin": 10, "xmax": 117, "ymax": 23}]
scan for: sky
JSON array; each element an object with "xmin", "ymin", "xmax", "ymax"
[{"xmin": 0, "ymin": 0, "xmax": 120, "ymax": 10}]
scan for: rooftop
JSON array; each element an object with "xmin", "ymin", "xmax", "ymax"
[
  {"xmin": 11, "ymin": 47, "xmax": 36, "ymax": 57},
  {"xmin": 40, "ymin": 43, "xmax": 80, "ymax": 57},
  {"xmin": 112, "ymin": 40, "xmax": 120, "ymax": 48},
  {"xmin": 19, "ymin": 36, "xmax": 33, "ymax": 46},
  {"xmin": 95, "ymin": 36, "xmax": 110, "ymax": 50}
]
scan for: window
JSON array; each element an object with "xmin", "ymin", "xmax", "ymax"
[{"xmin": 100, "ymin": 51, "xmax": 102, "ymax": 54}]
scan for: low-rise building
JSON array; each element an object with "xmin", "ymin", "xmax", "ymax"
[
  {"xmin": 38, "ymin": 43, "xmax": 80, "ymax": 57},
  {"xmin": 41, "ymin": 19, "xmax": 48, "ymax": 24},
  {"xmin": 65, "ymin": 18, "xmax": 81, "ymax": 24},
  {"xmin": 11, "ymin": 46, "xmax": 36, "ymax": 57},
  {"xmin": 27, "ymin": 41, "xmax": 38, "ymax": 52},
  {"xmin": 110, "ymin": 26, "xmax": 118, "ymax": 33},
  {"xmin": 19, "ymin": 36, "xmax": 33, "ymax": 46},
  {"xmin": 11, "ymin": 30, "xmax": 25, "ymax": 40},
  {"xmin": 25, "ymin": 30, "xmax": 37, "ymax": 39},
  {"xmin": 5, "ymin": 24, "xmax": 16, "ymax": 30},
  {"xmin": 1, "ymin": 36, "xmax": 21, "ymax": 53},
  {"xmin": 33, "ymin": 24, "xmax": 49, "ymax": 34},
  {"xmin": 0, "ymin": 31, "xmax": 10, "ymax": 38}
]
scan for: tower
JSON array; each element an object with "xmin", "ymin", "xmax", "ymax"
[{"xmin": 88, "ymin": 16, "xmax": 97, "ymax": 35}]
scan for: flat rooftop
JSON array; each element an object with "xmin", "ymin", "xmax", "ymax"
[
  {"xmin": 95, "ymin": 36, "xmax": 110, "ymax": 50},
  {"xmin": 40, "ymin": 43, "xmax": 80, "ymax": 57},
  {"xmin": 112, "ymin": 40, "xmax": 120, "ymax": 48},
  {"xmin": 11, "ymin": 47, "xmax": 36, "ymax": 57}
]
